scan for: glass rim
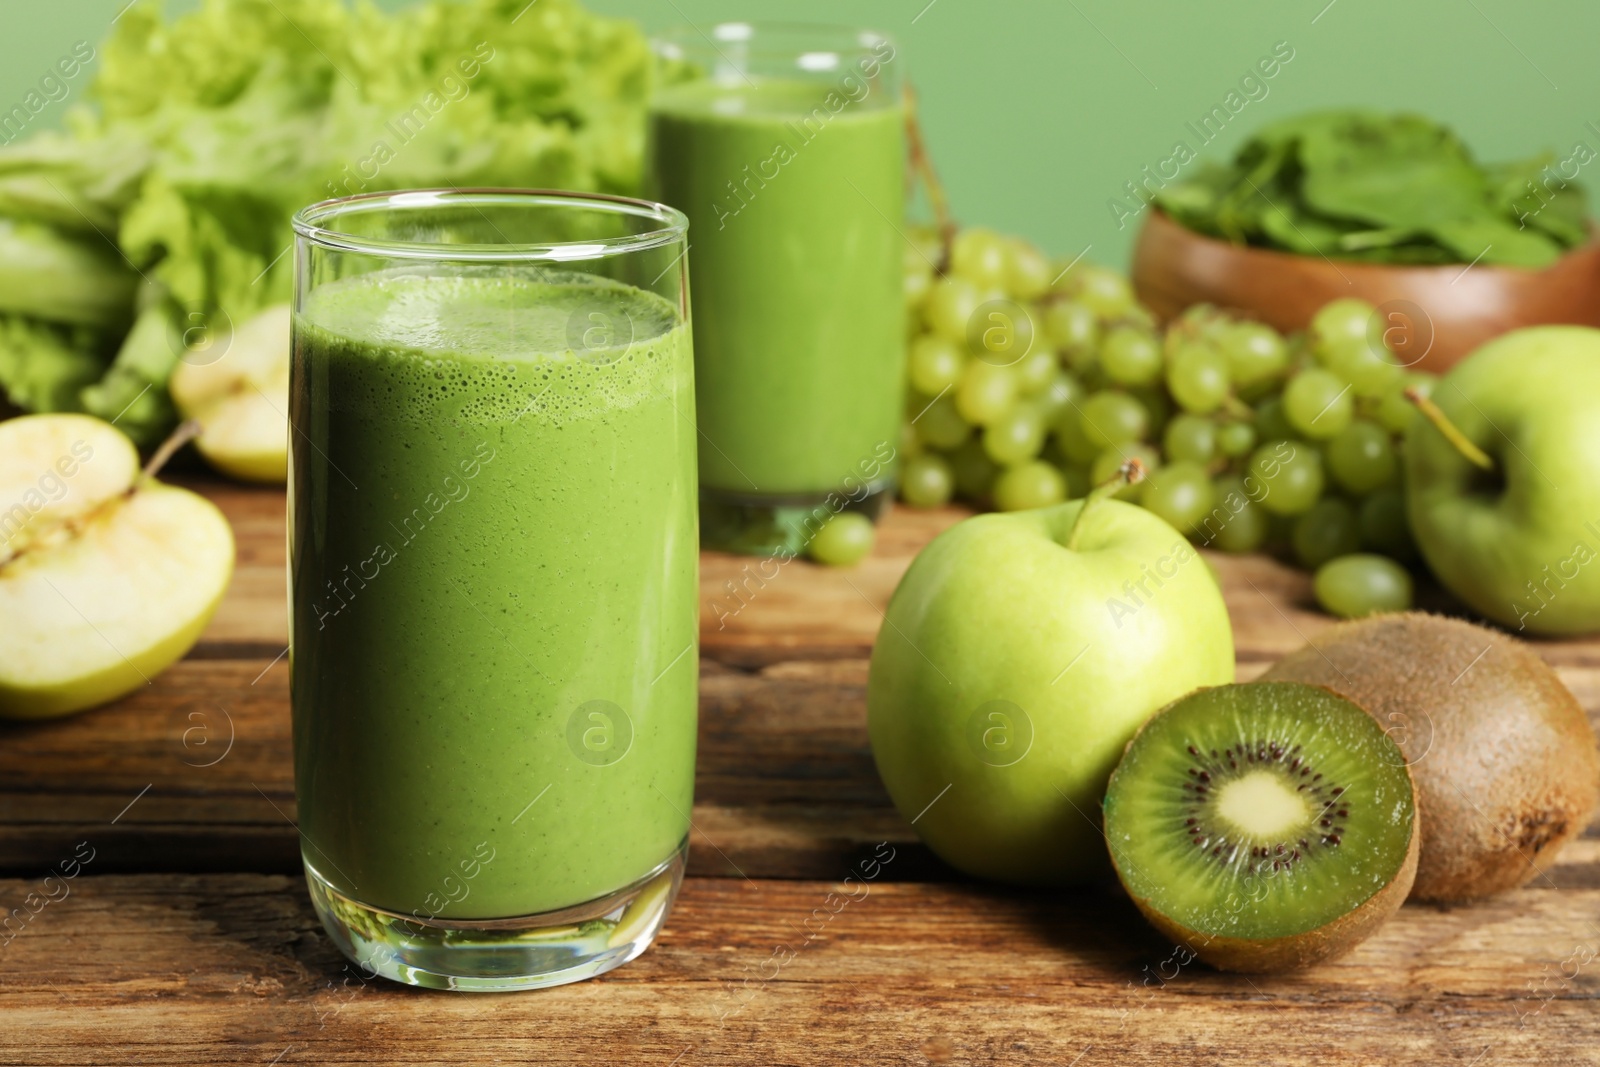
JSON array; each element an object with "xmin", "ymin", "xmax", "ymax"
[
  {"xmin": 652, "ymin": 21, "xmax": 894, "ymax": 62},
  {"xmin": 290, "ymin": 188, "xmax": 689, "ymax": 263}
]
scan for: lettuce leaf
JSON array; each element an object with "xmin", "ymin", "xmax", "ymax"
[
  {"xmin": 0, "ymin": 316, "xmax": 111, "ymax": 413},
  {"xmin": 0, "ymin": 0, "xmax": 654, "ymax": 446}
]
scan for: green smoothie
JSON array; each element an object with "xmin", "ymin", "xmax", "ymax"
[
  {"xmin": 648, "ymin": 75, "xmax": 905, "ymax": 497},
  {"xmin": 289, "ymin": 266, "xmax": 698, "ymax": 920}
]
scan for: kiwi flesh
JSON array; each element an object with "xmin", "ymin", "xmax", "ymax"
[
  {"xmin": 1262, "ymin": 612, "xmax": 1600, "ymax": 902},
  {"xmin": 1104, "ymin": 682, "xmax": 1419, "ymax": 972}
]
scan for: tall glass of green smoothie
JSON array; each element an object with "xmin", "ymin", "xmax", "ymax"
[
  {"xmin": 648, "ymin": 23, "xmax": 905, "ymax": 554},
  {"xmin": 288, "ymin": 190, "xmax": 698, "ymax": 991}
]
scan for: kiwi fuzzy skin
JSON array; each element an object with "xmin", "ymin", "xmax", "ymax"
[
  {"xmin": 1261, "ymin": 612, "xmax": 1600, "ymax": 903},
  {"xmin": 1106, "ymin": 683, "xmax": 1420, "ymax": 973}
]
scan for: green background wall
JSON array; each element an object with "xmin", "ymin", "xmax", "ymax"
[{"xmin": 8, "ymin": 0, "xmax": 1597, "ymax": 267}]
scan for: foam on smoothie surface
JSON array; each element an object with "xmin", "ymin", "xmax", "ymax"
[{"xmin": 298, "ymin": 268, "xmax": 683, "ymax": 426}]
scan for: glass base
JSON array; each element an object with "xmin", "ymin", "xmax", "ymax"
[
  {"xmin": 700, "ymin": 480, "xmax": 893, "ymax": 556},
  {"xmin": 303, "ymin": 842, "xmax": 687, "ymax": 992}
]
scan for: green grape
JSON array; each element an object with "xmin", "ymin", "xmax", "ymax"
[
  {"xmin": 908, "ymin": 334, "xmax": 966, "ymax": 395},
  {"xmin": 898, "ymin": 420, "xmax": 924, "ymax": 459},
  {"xmin": 924, "ymin": 275, "xmax": 982, "ymax": 342},
  {"xmin": 1090, "ymin": 443, "xmax": 1160, "ymax": 501},
  {"xmin": 912, "ymin": 394, "xmax": 971, "ymax": 449},
  {"xmin": 1314, "ymin": 554, "xmax": 1413, "ymax": 618},
  {"xmin": 1322, "ymin": 338, "xmax": 1401, "ymax": 398},
  {"xmin": 1056, "ymin": 263, "xmax": 1135, "ymax": 319},
  {"xmin": 1054, "ymin": 404, "xmax": 1104, "ymax": 466},
  {"xmin": 1014, "ymin": 346, "xmax": 1059, "ymax": 396},
  {"xmin": 899, "ymin": 452, "xmax": 954, "ymax": 508},
  {"xmin": 949, "ymin": 438, "xmax": 999, "ymax": 502},
  {"xmin": 1292, "ymin": 497, "xmax": 1361, "ymax": 570},
  {"xmin": 1218, "ymin": 321, "xmax": 1289, "ymax": 390},
  {"xmin": 904, "ymin": 260, "xmax": 933, "ymax": 308},
  {"xmin": 907, "ymin": 225, "xmax": 942, "ymax": 268},
  {"xmin": 1216, "ymin": 420, "xmax": 1256, "ymax": 458},
  {"xmin": 1358, "ymin": 489, "xmax": 1418, "ymax": 563},
  {"xmin": 1283, "ymin": 368, "xmax": 1352, "ymax": 439},
  {"xmin": 1078, "ymin": 391, "xmax": 1149, "ymax": 450},
  {"xmin": 1140, "ymin": 461, "xmax": 1215, "ymax": 534},
  {"xmin": 1099, "ymin": 325, "xmax": 1163, "ymax": 387},
  {"xmin": 993, "ymin": 460, "xmax": 1067, "ymax": 511},
  {"xmin": 1204, "ymin": 475, "xmax": 1268, "ymax": 553},
  {"xmin": 1166, "ymin": 343, "xmax": 1231, "ymax": 414},
  {"xmin": 1122, "ymin": 304, "xmax": 1159, "ymax": 331},
  {"xmin": 954, "ymin": 360, "xmax": 1018, "ymax": 426},
  {"xmin": 1034, "ymin": 370, "xmax": 1085, "ymax": 423},
  {"xmin": 950, "ymin": 227, "xmax": 1009, "ymax": 287},
  {"xmin": 1248, "ymin": 440, "xmax": 1324, "ymax": 516},
  {"xmin": 1326, "ymin": 421, "xmax": 1398, "ymax": 496},
  {"xmin": 1310, "ymin": 297, "xmax": 1375, "ymax": 353},
  {"xmin": 1254, "ymin": 396, "xmax": 1294, "ymax": 442},
  {"xmin": 808, "ymin": 512, "xmax": 875, "ymax": 567},
  {"xmin": 1045, "ymin": 300, "xmax": 1099, "ymax": 362},
  {"xmin": 1374, "ymin": 371, "xmax": 1436, "ymax": 433},
  {"xmin": 1174, "ymin": 303, "xmax": 1232, "ymax": 342},
  {"xmin": 1163, "ymin": 413, "xmax": 1218, "ymax": 465},
  {"xmin": 1003, "ymin": 238, "xmax": 1052, "ymax": 300},
  {"xmin": 982, "ymin": 403, "xmax": 1048, "ymax": 465}
]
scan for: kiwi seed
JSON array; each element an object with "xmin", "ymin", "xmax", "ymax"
[{"xmin": 1104, "ymin": 681, "xmax": 1418, "ymax": 973}]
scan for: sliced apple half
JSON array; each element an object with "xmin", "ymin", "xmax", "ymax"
[
  {"xmin": 169, "ymin": 303, "xmax": 290, "ymax": 483},
  {"xmin": 0, "ymin": 414, "xmax": 235, "ymax": 719},
  {"xmin": 0, "ymin": 413, "xmax": 140, "ymax": 559}
]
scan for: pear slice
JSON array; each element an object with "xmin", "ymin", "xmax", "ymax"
[
  {"xmin": 169, "ymin": 303, "xmax": 290, "ymax": 483},
  {"xmin": 0, "ymin": 415, "xmax": 234, "ymax": 719}
]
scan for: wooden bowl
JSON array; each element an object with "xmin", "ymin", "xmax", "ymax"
[{"xmin": 1131, "ymin": 209, "xmax": 1600, "ymax": 372}]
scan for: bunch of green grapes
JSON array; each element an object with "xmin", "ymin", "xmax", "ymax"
[{"xmin": 898, "ymin": 231, "xmax": 1431, "ymax": 619}]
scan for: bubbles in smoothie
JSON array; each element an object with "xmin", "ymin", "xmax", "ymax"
[{"xmin": 300, "ymin": 267, "xmax": 687, "ymax": 427}]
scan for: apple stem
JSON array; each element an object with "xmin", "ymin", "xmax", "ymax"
[
  {"xmin": 904, "ymin": 83, "xmax": 956, "ymax": 274},
  {"xmin": 138, "ymin": 419, "xmax": 203, "ymax": 487},
  {"xmin": 1067, "ymin": 458, "xmax": 1147, "ymax": 552},
  {"xmin": 1404, "ymin": 387, "xmax": 1495, "ymax": 472}
]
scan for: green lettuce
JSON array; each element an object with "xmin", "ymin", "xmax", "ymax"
[
  {"xmin": 0, "ymin": 0, "xmax": 654, "ymax": 445},
  {"xmin": 0, "ymin": 317, "xmax": 111, "ymax": 413}
]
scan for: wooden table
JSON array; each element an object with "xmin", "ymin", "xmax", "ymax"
[{"xmin": 3, "ymin": 480, "xmax": 1598, "ymax": 1065}]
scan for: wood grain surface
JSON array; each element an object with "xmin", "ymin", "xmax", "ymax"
[{"xmin": 2, "ymin": 480, "xmax": 1598, "ymax": 1065}]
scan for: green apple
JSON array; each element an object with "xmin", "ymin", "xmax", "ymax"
[
  {"xmin": 0, "ymin": 414, "xmax": 235, "ymax": 718},
  {"xmin": 867, "ymin": 482, "xmax": 1234, "ymax": 886},
  {"xmin": 169, "ymin": 303, "xmax": 290, "ymax": 483},
  {"xmin": 1406, "ymin": 326, "xmax": 1600, "ymax": 636}
]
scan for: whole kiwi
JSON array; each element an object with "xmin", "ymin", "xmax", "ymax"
[{"xmin": 1261, "ymin": 612, "xmax": 1599, "ymax": 902}]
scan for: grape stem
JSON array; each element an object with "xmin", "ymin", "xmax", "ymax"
[
  {"xmin": 1221, "ymin": 395, "xmax": 1255, "ymax": 421},
  {"xmin": 1066, "ymin": 458, "xmax": 1147, "ymax": 552},
  {"xmin": 903, "ymin": 83, "xmax": 956, "ymax": 274},
  {"xmin": 1404, "ymin": 387, "xmax": 1494, "ymax": 472}
]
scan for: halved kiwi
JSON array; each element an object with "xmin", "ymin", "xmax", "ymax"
[{"xmin": 1103, "ymin": 681, "xmax": 1419, "ymax": 972}]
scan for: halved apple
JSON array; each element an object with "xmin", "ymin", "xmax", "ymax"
[
  {"xmin": 169, "ymin": 303, "xmax": 290, "ymax": 483},
  {"xmin": 0, "ymin": 414, "xmax": 234, "ymax": 719}
]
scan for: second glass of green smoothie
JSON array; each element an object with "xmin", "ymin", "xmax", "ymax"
[
  {"xmin": 648, "ymin": 22, "xmax": 905, "ymax": 554},
  {"xmin": 289, "ymin": 190, "xmax": 698, "ymax": 991}
]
